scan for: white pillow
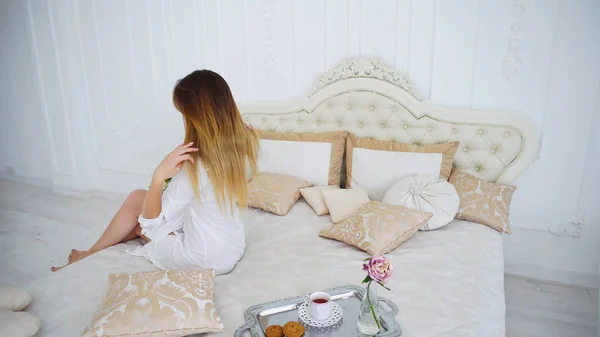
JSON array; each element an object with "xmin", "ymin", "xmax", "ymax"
[
  {"xmin": 322, "ymin": 188, "xmax": 371, "ymax": 223},
  {"xmin": 383, "ymin": 175, "xmax": 460, "ymax": 230},
  {"xmin": 0, "ymin": 287, "xmax": 32, "ymax": 311},
  {"xmin": 350, "ymin": 147, "xmax": 442, "ymax": 200},
  {"xmin": 0, "ymin": 310, "xmax": 41, "ymax": 337},
  {"xmin": 257, "ymin": 131, "xmax": 347, "ymax": 186},
  {"xmin": 300, "ymin": 185, "xmax": 340, "ymax": 215},
  {"xmin": 260, "ymin": 139, "xmax": 331, "ymax": 186}
]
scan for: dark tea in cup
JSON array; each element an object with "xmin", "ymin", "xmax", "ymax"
[{"xmin": 312, "ymin": 298, "xmax": 328, "ymax": 304}]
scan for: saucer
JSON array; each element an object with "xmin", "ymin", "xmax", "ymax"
[{"xmin": 297, "ymin": 302, "xmax": 343, "ymax": 327}]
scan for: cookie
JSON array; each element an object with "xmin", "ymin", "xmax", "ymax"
[
  {"xmin": 265, "ymin": 325, "xmax": 283, "ymax": 337},
  {"xmin": 282, "ymin": 321, "xmax": 305, "ymax": 337}
]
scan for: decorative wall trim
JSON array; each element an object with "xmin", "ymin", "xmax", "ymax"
[
  {"xmin": 167, "ymin": 0, "xmax": 175, "ymax": 78},
  {"xmin": 323, "ymin": 0, "xmax": 328, "ymax": 72},
  {"xmin": 216, "ymin": 1, "xmax": 224, "ymax": 73},
  {"xmin": 394, "ymin": 0, "xmax": 411, "ymax": 72},
  {"xmin": 262, "ymin": 0, "xmax": 277, "ymax": 77},
  {"xmin": 92, "ymin": 1, "xmax": 112, "ymax": 146},
  {"xmin": 347, "ymin": 0, "xmax": 361, "ymax": 55},
  {"xmin": 505, "ymin": 260, "xmax": 599, "ymax": 289},
  {"xmin": 72, "ymin": 0, "xmax": 98, "ymax": 154},
  {"xmin": 25, "ymin": 0, "xmax": 59, "ymax": 173},
  {"xmin": 309, "ymin": 57, "xmax": 422, "ymax": 99},
  {"xmin": 161, "ymin": 0, "xmax": 171, "ymax": 78},
  {"xmin": 200, "ymin": 0, "xmax": 209, "ymax": 67},
  {"xmin": 145, "ymin": 1, "xmax": 159, "ymax": 102},
  {"xmin": 501, "ymin": 0, "xmax": 527, "ymax": 80},
  {"xmin": 469, "ymin": 0, "xmax": 483, "ymax": 109},
  {"xmin": 191, "ymin": 0, "xmax": 201, "ymax": 68},
  {"xmin": 47, "ymin": 0, "xmax": 78, "ymax": 176},
  {"xmin": 244, "ymin": 0, "xmax": 251, "ymax": 99},
  {"xmin": 548, "ymin": 211, "xmax": 583, "ymax": 238},
  {"xmin": 101, "ymin": 2, "xmax": 139, "ymax": 140}
]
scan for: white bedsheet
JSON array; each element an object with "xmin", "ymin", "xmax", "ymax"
[{"xmin": 25, "ymin": 201, "xmax": 505, "ymax": 337}]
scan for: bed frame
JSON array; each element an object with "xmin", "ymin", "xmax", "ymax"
[{"xmin": 239, "ymin": 57, "xmax": 539, "ymax": 184}]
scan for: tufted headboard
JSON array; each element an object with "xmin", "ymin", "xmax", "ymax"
[{"xmin": 240, "ymin": 58, "xmax": 539, "ymax": 184}]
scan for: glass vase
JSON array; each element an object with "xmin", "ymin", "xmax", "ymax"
[{"xmin": 356, "ymin": 282, "xmax": 381, "ymax": 335}]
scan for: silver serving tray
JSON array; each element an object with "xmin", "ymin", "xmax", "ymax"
[{"xmin": 234, "ymin": 285, "xmax": 402, "ymax": 337}]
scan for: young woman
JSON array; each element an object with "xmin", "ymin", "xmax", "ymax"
[{"xmin": 52, "ymin": 70, "xmax": 259, "ymax": 274}]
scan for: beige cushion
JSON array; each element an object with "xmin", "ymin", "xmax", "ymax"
[
  {"xmin": 346, "ymin": 134, "xmax": 459, "ymax": 184},
  {"xmin": 258, "ymin": 130, "xmax": 348, "ymax": 186},
  {"xmin": 0, "ymin": 287, "xmax": 32, "ymax": 311},
  {"xmin": 449, "ymin": 169, "xmax": 516, "ymax": 233},
  {"xmin": 300, "ymin": 185, "xmax": 340, "ymax": 215},
  {"xmin": 319, "ymin": 201, "xmax": 433, "ymax": 255},
  {"xmin": 0, "ymin": 310, "xmax": 41, "ymax": 337},
  {"xmin": 82, "ymin": 269, "xmax": 223, "ymax": 337},
  {"xmin": 321, "ymin": 188, "xmax": 370, "ymax": 223},
  {"xmin": 248, "ymin": 173, "xmax": 312, "ymax": 215}
]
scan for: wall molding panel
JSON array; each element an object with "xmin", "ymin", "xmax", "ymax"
[
  {"xmin": 47, "ymin": 0, "xmax": 78, "ymax": 176},
  {"xmin": 72, "ymin": 0, "xmax": 98, "ymax": 154},
  {"xmin": 2, "ymin": 0, "xmax": 599, "ymax": 280},
  {"xmin": 262, "ymin": 0, "xmax": 277, "ymax": 77},
  {"xmin": 501, "ymin": 0, "xmax": 527, "ymax": 81},
  {"xmin": 25, "ymin": 0, "xmax": 59, "ymax": 173}
]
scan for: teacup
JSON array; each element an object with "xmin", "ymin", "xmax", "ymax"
[{"xmin": 304, "ymin": 291, "xmax": 332, "ymax": 321}]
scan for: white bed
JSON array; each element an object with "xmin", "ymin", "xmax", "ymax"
[
  {"xmin": 25, "ymin": 58, "xmax": 539, "ymax": 337},
  {"xmin": 27, "ymin": 203, "xmax": 505, "ymax": 337}
]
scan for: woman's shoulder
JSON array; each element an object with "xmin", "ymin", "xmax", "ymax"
[{"xmin": 171, "ymin": 161, "xmax": 206, "ymax": 183}]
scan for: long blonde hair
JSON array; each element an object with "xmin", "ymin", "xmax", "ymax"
[{"xmin": 173, "ymin": 70, "xmax": 259, "ymax": 211}]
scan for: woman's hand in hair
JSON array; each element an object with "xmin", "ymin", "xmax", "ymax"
[{"xmin": 152, "ymin": 142, "xmax": 198, "ymax": 183}]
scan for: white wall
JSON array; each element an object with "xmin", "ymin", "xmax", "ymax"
[
  {"xmin": 0, "ymin": 1, "xmax": 55, "ymax": 184},
  {"xmin": 1, "ymin": 0, "xmax": 599, "ymax": 283}
]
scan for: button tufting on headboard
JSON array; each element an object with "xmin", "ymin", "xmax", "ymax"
[{"xmin": 240, "ymin": 57, "xmax": 540, "ymax": 184}]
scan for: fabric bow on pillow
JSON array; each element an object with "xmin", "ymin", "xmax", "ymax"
[{"xmin": 383, "ymin": 175, "xmax": 460, "ymax": 230}]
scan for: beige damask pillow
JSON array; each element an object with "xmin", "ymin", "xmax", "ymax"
[
  {"xmin": 82, "ymin": 269, "xmax": 223, "ymax": 337},
  {"xmin": 449, "ymin": 169, "xmax": 516, "ymax": 234},
  {"xmin": 319, "ymin": 201, "xmax": 433, "ymax": 256},
  {"xmin": 248, "ymin": 173, "xmax": 312, "ymax": 215}
]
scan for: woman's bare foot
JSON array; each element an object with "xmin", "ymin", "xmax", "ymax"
[
  {"xmin": 51, "ymin": 249, "xmax": 94, "ymax": 272},
  {"xmin": 70, "ymin": 249, "xmax": 93, "ymax": 262}
]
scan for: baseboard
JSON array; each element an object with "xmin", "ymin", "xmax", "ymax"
[
  {"xmin": 505, "ymin": 260, "xmax": 600, "ymax": 289},
  {"xmin": 0, "ymin": 172, "xmax": 54, "ymax": 189},
  {"xmin": 0, "ymin": 174, "xmax": 126, "ymax": 201},
  {"xmin": 89, "ymin": 189, "xmax": 128, "ymax": 202},
  {"xmin": 51, "ymin": 185, "xmax": 93, "ymax": 199},
  {"xmin": 50, "ymin": 184, "xmax": 126, "ymax": 201}
]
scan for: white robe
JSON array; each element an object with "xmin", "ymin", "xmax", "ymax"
[{"xmin": 127, "ymin": 164, "xmax": 246, "ymax": 275}]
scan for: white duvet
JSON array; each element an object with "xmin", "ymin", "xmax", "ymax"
[{"xmin": 26, "ymin": 201, "xmax": 505, "ymax": 337}]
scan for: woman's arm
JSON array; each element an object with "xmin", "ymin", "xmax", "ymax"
[
  {"xmin": 142, "ymin": 178, "xmax": 164, "ymax": 219},
  {"xmin": 142, "ymin": 142, "xmax": 198, "ymax": 219}
]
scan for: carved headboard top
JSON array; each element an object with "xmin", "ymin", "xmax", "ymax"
[{"xmin": 240, "ymin": 58, "xmax": 539, "ymax": 184}]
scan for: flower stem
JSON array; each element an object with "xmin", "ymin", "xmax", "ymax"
[{"xmin": 366, "ymin": 281, "xmax": 380, "ymax": 330}]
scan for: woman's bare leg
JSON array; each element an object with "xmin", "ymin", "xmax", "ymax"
[{"xmin": 51, "ymin": 189, "xmax": 148, "ymax": 272}]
